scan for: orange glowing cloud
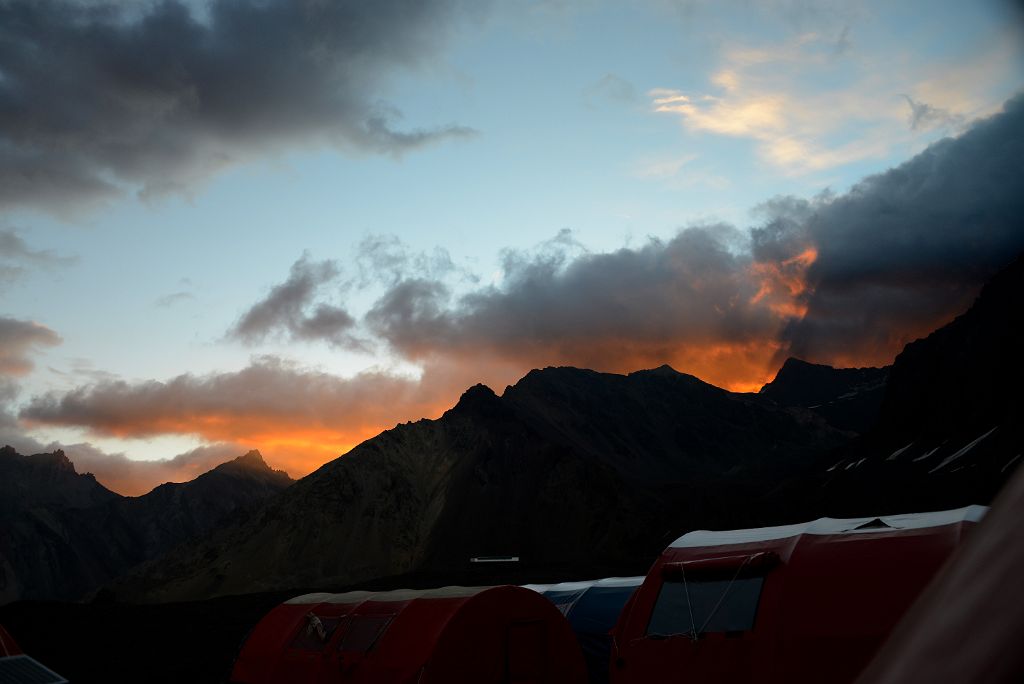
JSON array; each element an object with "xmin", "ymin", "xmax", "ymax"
[
  {"xmin": 19, "ymin": 356, "xmax": 485, "ymax": 480},
  {"xmin": 749, "ymin": 246, "xmax": 818, "ymax": 318}
]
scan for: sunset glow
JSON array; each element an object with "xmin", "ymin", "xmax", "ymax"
[{"xmin": 1, "ymin": 0, "xmax": 1022, "ymax": 496}]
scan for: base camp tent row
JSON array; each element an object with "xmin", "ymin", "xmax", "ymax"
[
  {"xmin": 609, "ymin": 505, "xmax": 986, "ymax": 684},
  {"xmin": 230, "ymin": 585, "xmax": 586, "ymax": 683}
]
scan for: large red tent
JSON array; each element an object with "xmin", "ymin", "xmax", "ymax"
[
  {"xmin": 231, "ymin": 584, "xmax": 586, "ymax": 683},
  {"xmin": 609, "ymin": 506, "xmax": 985, "ymax": 684}
]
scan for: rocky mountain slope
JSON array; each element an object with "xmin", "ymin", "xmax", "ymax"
[
  {"xmin": 0, "ymin": 449, "xmax": 292, "ymax": 603},
  {"xmin": 816, "ymin": 254, "xmax": 1024, "ymax": 515},
  {"xmin": 759, "ymin": 358, "xmax": 889, "ymax": 433},
  {"xmin": 110, "ymin": 367, "xmax": 848, "ymax": 602}
]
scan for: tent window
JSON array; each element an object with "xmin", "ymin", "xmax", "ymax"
[
  {"xmin": 646, "ymin": 576, "xmax": 764, "ymax": 637},
  {"xmin": 337, "ymin": 615, "xmax": 393, "ymax": 653},
  {"xmin": 290, "ymin": 614, "xmax": 343, "ymax": 651}
]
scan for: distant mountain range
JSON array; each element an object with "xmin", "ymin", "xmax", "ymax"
[
  {"xmin": 0, "ymin": 449, "xmax": 292, "ymax": 603},
  {"xmin": 108, "ymin": 365, "xmax": 847, "ymax": 602},
  {"xmin": 6, "ymin": 255, "xmax": 1022, "ymax": 606}
]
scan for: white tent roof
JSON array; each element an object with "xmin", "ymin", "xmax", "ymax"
[
  {"xmin": 522, "ymin": 576, "xmax": 644, "ymax": 593},
  {"xmin": 669, "ymin": 505, "xmax": 987, "ymax": 549}
]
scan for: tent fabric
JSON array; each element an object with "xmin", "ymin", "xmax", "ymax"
[
  {"xmin": 231, "ymin": 584, "xmax": 587, "ymax": 684},
  {"xmin": 856, "ymin": 468, "xmax": 1024, "ymax": 683},
  {"xmin": 669, "ymin": 505, "xmax": 987, "ymax": 548},
  {"xmin": 526, "ymin": 578, "xmax": 643, "ymax": 684},
  {"xmin": 0, "ymin": 655, "xmax": 67, "ymax": 684},
  {"xmin": 610, "ymin": 506, "xmax": 986, "ymax": 684},
  {"xmin": 0, "ymin": 624, "xmax": 22, "ymax": 657}
]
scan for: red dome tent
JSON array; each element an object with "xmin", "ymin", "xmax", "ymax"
[
  {"xmin": 609, "ymin": 506, "xmax": 985, "ymax": 684},
  {"xmin": 231, "ymin": 585, "xmax": 587, "ymax": 684}
]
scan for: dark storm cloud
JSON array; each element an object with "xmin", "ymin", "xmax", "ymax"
[
  {"xmin": 365, "ymin": 95, "xmax": 1024, "ymax": 374},
  {"xmin": 366, "ymin": 224, "xmax": 781, "ymax": 383},
  {"xmin": 221, "ymin": 94, "xmax": 1024, "ymax": 383},
  {"xmin": 752, "ymin": 93, "xmax": 1024, "ymax": 364},
  {"xmin": 0, "ymin": 0, "xmax": 477, "ymax": 213},
  {"xmin": 229, "ymin": 254, "xmax": 360, "ymax": 348},
  {"xmin": 0, "ymin": 316, "xmax": 61, "ymax": 375}
]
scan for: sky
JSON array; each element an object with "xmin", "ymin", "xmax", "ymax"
[{"xmin": 1, "ymin": 0, "xmax": 1023, "ymax": 495}]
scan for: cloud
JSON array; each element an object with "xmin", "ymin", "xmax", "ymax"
[
  {"xmin": 0, "ymin": 420, "xmax": 248, "ymax": 495},
  {"xmin": 583, "ymin": 73, "xmax": 639, "ymax": 107},
  {"xmin": 901, "ymin": 95, "xmax": 965, "ymax": 131},
  {"xmin": 366, "ymin": 224, "xmax": 787, "ymax": 390},
  {"xmin": 228, "ymin": 239, "xmax": 471, "ymax": 348},
  {"xmin": 0, "ymin": 230, "xmax": 64, "ymax": 264},
  {"xmin": 153, "ymin": 292, "xmax": 194, "ymax": 308},
  {"xmin": 632, "ymin": 154, "xmax": 699, "ymax": 180},
  {"xmin": 0, "ymin": 229, "xmax": 75, "ymax": 281},
  {"xmin": 354, "ymin": 234, "xmax": 464, "ymax": 288},
  {"xmin": 753, "ymin": 93, "xmax": 1024, "ymax": 366},
  {"xmin": 0, "ymin": 317, "xmax": 61, "ymax": 376},
  {"xmin": 650, "ymin": 71, "xmax": 898, "ymax": 175},
  {"xmin": 18, "ymin": 355, "xmax": 473, "ymax": 476},
  {"xmin": 19, "ymin": 93, "xmax": 1024, "ymax": 478},
  {"xmin": 364, "ymin": 95, "xmax": 1024, "ymax": 384},
  {"xmin": 0, "ymin": 0, "xmax": 478, "ymax": 215},
  {"xmin": 649, "ymin": 22, "xmax": 1018, "ymax": 174},
  {"xmin": 59, "ymin": 442, "xmax": 248, "ymax": 497},
  {"xmin": 229, "ymin": 254, "xmax": 360, "ymax": 348}
]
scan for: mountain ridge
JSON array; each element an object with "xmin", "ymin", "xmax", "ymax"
[
  {"xmin": 759, "ymin": 358, "xmax": 890, "ymax": 433},
  {"xmin": 107, "ymin": 364, "xmax": 847, "ymax": 603},
  {"xmin": 0, "ymin": 448, "xmax": 293, "ymax": 603}
]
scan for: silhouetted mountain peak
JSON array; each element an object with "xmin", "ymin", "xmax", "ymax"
[
  {"xmin": 641, "ymin": 363, "xmax": 680, "ymax": 376},
  {"xmin": 228, "ymin": 450, "xmax": 267, "ymax": 469},
  {"xmin": 447, "ymin": 383, "xmax": 504, "ymax": 420},
  {"xmin": 629, "ymin": 364, "xmax": 709, "ymax": 386},
  {"xmin": 31, "ymin": 449, "xmax": 77, "ymax": 473},
  {"xmin": 759, "ymin": 357, "xmax": 889, "ymax": 433},
  {"xmin": 209, "ymin": 450, "xmax": 293, "ymax": 485},
  {"xmin": 0, "ymin": 447, "xmax": 119, "ymax": 522}
]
